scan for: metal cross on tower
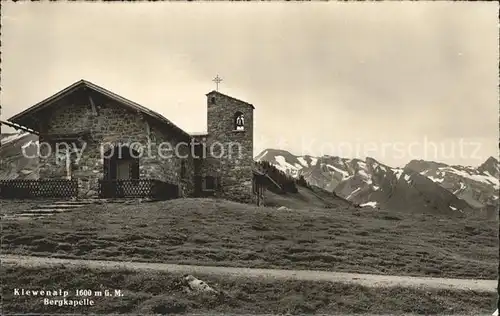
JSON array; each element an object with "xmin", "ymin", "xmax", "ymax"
[{"xmin": 213, "ymin": 75, "xmax": 223, "ymax": 91}]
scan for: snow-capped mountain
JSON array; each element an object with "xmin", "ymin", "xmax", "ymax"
[
  {"xmin": 255, "ymin": 148, "xmax": 498, "ymax": 215},
  {"xmin": 406, "ymin": 158, "xmax": 499, "ymax": 209},
  {"xmin": 255, "ymin": 149, "xmax": 318, "ymax": 178}
]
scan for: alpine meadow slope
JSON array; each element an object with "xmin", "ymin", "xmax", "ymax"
[{"xmin": 0, "ymin": 132, "xmax": 39, "ymax": 180}]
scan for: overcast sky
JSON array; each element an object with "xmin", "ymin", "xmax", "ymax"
[{"xmin": 2, "ymin": 2, "xmax": 498, "ymax": 167}]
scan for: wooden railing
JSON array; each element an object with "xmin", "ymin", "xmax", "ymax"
[
  {"xmin": 0, "ymin": 179, "xmax": 78, "ymax": 199},
  {"xmin": 98, "ymin": 179, "xmax": 178, "ymax": 200}
]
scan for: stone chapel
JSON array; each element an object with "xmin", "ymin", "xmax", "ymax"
[{"xmin": 7, "ymin": 79, "xmax": 267, "ymax": 203}]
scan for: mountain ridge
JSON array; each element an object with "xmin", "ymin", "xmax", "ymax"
[{"xmin": 255, "ymin": 148, "xmax": 498, "ymax": 217}]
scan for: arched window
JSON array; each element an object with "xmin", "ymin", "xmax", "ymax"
[{"xmin": 234, "ymin": 112, "xmax": 245, "ymax": 131}]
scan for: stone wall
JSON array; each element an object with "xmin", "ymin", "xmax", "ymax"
[
  {"xmin": 27, "ymin": 87, "xmax": 255, "ymax": 202},
  {"xmin": 204, "ymin": 92, "xmax": 254, "ymax": 203},
  {"xmin": 147, "ymin": 120, "xmax": 195, "ymax": 197},
  {"xmin": 37, "ymin": 89, "xmax": 194, "ymax": 197}
]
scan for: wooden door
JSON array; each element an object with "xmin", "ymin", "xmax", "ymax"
[{"xmin": 116, "ymin": 160, "xmax": 131, "ymax": 180}]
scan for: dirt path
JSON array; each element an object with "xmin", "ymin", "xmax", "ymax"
[{"xmin": 1, "ymin": 254, "xmax": 497, "ymax": 292}]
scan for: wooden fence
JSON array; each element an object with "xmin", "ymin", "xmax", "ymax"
[
  {"xmin": 98, "ymin": 179, "xmax": 179, "ymax": 200},
  {"xmin": 0, "ymin": 179, "xmax": 78, "ymax": 199}
]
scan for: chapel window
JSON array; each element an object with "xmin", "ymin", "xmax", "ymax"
[
  {"xmin": 234, "ymin": 112, "xmax": 244, "ymax": 131},
  {"xmin": 204, "ymin": 176, "xmax": 215, "ymax": 190}
]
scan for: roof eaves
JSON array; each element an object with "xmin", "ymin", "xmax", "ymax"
[
  {"xmin": 190, "ymin": 132, "xmax": 209, "ymax": 136},
  {"xmin": 8, "ymin": 80, "xmax": 86, "ymax": 123},
  {"xmin": 206, "ymin": 90, "xmax": 255, "ymax": 109},
  {"xmin": 9, "ymin": 79, "xmax": 193, "ymax": 140}
]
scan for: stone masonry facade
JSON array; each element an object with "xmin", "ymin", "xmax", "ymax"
[
  {"xmin": 35, "ymin": 88, "xmax": 195, "ymax": 197},
  {"xmin": 11, "ymin": 81, "xmax": 255, "ymax": 202},
  {"xmin": 201, "ymin": 91, "xmax": 254, "ymax": 203}
]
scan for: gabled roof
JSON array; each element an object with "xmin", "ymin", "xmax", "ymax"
[
  {"xmin": 206, "ymin": 90, "xmax": 255, "ymax": 109},
  {"xmin": 8, "ymin": 79, "xmax": 191, "ymax": 139}
]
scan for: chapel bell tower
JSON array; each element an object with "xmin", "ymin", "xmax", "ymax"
[{"xmin": 204, "ymin": 88, "xmax": 255, "ymax": 202}]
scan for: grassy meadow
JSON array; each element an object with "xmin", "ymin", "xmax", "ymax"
[
  {"xmin": 1, "ymin": 264, "xmax": 497, "ymax": 315},
  {"xmin": 1, "ymin": 198, "xmax": 498, "ymax": 279}
]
